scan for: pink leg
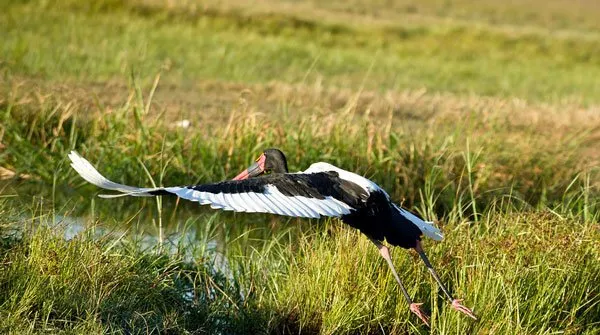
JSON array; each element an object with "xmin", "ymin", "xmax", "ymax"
[
  {"xmin": 415, "ymin": 241, "xmax": 477, "ymax": 320},
  {"xmin": 370, "ymin": 238, "xmax": 430, "ymax": 327}
]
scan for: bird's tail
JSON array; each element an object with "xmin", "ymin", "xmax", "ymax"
[
  {"xmin": 394, "ymin": 205, "xmax": 444, "ymax": 241},
  {"xmin": 417, "ymin": 219, "xmax": 444, "ymax": 241},
  {"xmin": 68, "ymin": 151, "xmax": 163, "ymax": 198}
]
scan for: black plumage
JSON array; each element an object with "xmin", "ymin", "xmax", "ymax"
[{"xmin": 155, "ymin": 154, "xmax": 423, "ymax": 248}]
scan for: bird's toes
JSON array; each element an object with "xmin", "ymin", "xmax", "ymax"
[
  {"xmin": 409, "ymin": 302, "xmax": 430, "ymax": 327},
  {"xmin": 451, "ymin": 299, "xmax": 477, "ymax": 320}
]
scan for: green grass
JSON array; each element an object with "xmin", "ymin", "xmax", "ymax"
[
  {"xmin": 0, "ymin": 214, "xmax": 236, "ymax": 333},
  {"xmin": 1, "ymin": 78, "xmax": 598, "ymax": 333},
  {"xmin": 1, "ymin": 0, "xmax": 600, "ymax": 103},
  {"xmin": 1, "ymin": 0, "xmax": 600, "ymax": 333},
  {"xmin": 1, "ymin": 181, "xmax": 598, "ymax": 334}
]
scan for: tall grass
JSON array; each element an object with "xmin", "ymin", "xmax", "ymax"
[
  {"xmin": 1, "ymin": 78, "xmax": 597, "ymax": 218},
  {"xmin": 1, "ymin": 0, "xmax": 599, "ymax": 332},
  {"xmin": 1, "ymin": 187, "xmax": 598, "ymax": 333},
  {"xmin": 0, "ymin": 207, "xmax": 240, "ymax": 333},
  {"xmin": 1, "ymin": 80, "xmax": 598, "ymax": 333}
]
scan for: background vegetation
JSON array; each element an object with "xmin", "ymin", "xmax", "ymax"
[{"xmin": 1, "ymin": 0, "xmax": 599, "ymax": 333}]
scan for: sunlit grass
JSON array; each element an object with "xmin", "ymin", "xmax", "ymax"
[
  {"xmin": 1, "ymin": 79, "xmax": 598, "ymax": 333},
  {"xmin": 1, "ymin": 192, "xmax": 598, "ymax": 333},
  {"xmin": 1, "ymin": 0, "xmax": 599, "ymax": 333}
]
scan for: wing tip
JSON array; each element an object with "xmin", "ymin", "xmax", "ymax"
[{"xmin": 67, "ymin": 151, "xmax": 158, "ymax": 197}]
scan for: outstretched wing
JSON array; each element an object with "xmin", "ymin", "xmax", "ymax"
[{"xmin": 68, "ymin": 151, "xmax": 360, "ymax": 219}]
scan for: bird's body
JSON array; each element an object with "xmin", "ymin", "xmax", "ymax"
[
  {"xmin": 68, "ymin": 148, "xmax": 475, "ymax": 326},
  {"xmin": 302, "ymin": 162, "xmax": 443, "ymax": 248}
]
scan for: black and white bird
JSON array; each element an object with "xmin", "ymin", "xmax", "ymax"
[{"xmin": 68, "ymin": 148, "xmax": 476, "ymax": 326}]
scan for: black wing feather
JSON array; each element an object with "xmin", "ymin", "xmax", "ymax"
[{"xmin": 179, "ymin": 172, "xmax": 368, "ymax": 207}]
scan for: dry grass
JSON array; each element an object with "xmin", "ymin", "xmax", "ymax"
[{"xmin": 3, "ymin": 75, "xmax": 599, "ymax": 169}]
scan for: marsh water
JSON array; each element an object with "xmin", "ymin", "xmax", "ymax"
[{"xmin": 2, "ymin": 179, "xmax": 313, "ymax": 272}]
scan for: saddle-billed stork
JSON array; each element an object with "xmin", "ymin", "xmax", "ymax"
[{"xmin": 68, "ymin": 148, "xmax": 476, "ymax": 326}]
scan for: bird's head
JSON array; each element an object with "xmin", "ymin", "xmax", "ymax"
[{"xmin": 232, "ymin": 148, "xmax": 288, "ymax": 180}]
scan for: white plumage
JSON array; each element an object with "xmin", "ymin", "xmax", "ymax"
[{"xmin": 68, "ymin": 151, "xmax": 156, "ymax": 196}]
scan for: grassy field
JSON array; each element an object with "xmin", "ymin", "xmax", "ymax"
[{"xmin": 1, "ymin": 0, "xmax": 599, "ymax": 334}]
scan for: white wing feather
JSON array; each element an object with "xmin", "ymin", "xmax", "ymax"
[{"xmin": 68, "ymin": 151, "xmax": 156, "ymax": 196}]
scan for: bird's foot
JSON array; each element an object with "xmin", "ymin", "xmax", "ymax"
[
  {"xmin": 451, "ymin": 299, "xmax": 477, "ymax": 320},
  {"xmin": 409, "ymin": 302, "xmax": 430, "ymax": 327}
]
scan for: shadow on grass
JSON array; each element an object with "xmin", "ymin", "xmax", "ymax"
[{"xmin": 0, "ymin": 227, "xmax": 331, "ymax": 334}]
